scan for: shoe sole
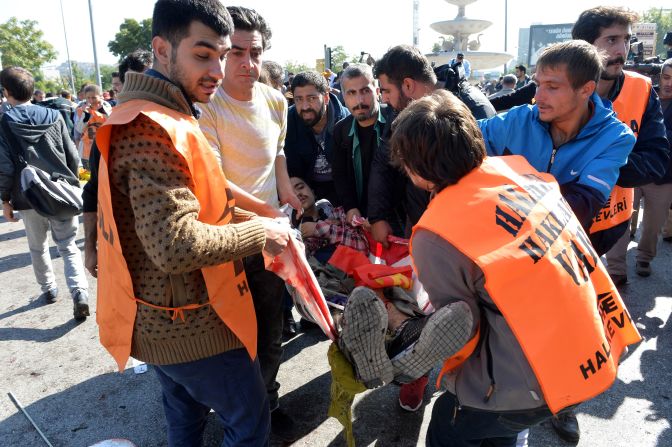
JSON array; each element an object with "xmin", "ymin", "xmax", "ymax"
[
  {"xmin": 398, "ymin": 397, "xmax": 423, "ymax": 412},
  {"xmin": 391, "ymin": 302, "xmax": 471, "ymax": 383},
  {"xmin": 73, "ymin": 302, "xmax": 90, "ymax": 321},
  {"xmin": 398, "ymin": 379, "xmax": 428, "ymax": 412},
  {"xmin": 341, "ymin": 287, "xmax": 393, "ymax": 388}
]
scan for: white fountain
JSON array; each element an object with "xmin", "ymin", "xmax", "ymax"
[{"xmin": 426, "ymin": 0, "xmax": 513, "ymax": 71}]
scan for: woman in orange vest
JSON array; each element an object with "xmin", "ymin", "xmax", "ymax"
[
  {"xmin": 340, "ymin": 89, "xmax": 640, "ymax": 447},
  {"xmin": 74, "ymin": 84, "xmax": 111, "ymax": 168}
]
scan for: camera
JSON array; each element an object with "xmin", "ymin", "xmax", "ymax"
[{"xmin": 434, "ymin": 63, "xmax": 463, "ymax": 93}]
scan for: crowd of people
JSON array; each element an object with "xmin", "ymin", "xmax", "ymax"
[{"xmin": 1, "ymin": 1, "xmax": 671, "ymax": 446}]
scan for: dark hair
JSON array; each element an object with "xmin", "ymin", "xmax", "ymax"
[
  {"xmin": 33, "ymin": 89, "xmax": 44, "ymax": 97},
  {"xmin": 502, "ymin": 74, "xmax": 517, "ymax": 86},
  {"xmin": 515, "ymin": 64, "xmax": 527, "ymax": 73},
  {"xmin": 60, "ymin": 89, "xmax": 71, "ymax": 99},
  {"xmin": 374, "ymin": 44, "xmax": 436, "ymax": 88},
  {"xmin": 340, "ymin": 63, "xmax": 375, "ymax": 86},
  {"xmin": 536, "ymin": 40, "xmax": 603, "ymax": 89},
  {"xmin": 390, "ymin": 89, "xmax": 485, "ymax": 192},
  {"xmin": 260, "ymin": 60, "xmax": 284, "ymax": 88},
  {"xmin": 291, "ymin": 71, "xmax": 329, "ymax": 95},
  {"xmin": 0, "ymin": 67, "xmax": 34, "ymax": 102},
  {"xmin": 226, "ymin": 6, "xmax": 272, "ymax": 50},
  {"xmin": 572, "ymin": 6, "xmax": 638, "ymax": 44},
  {"xmin": 111, "ymin": 71, "xmax": 120, "ymax": 80},
  {"xmin": 118, "ymin": 49, "xmax": 153, "ymax": 83},
  {"xmin": 152, "ymin": 0, "xmax": 233, "ymax": 47}
]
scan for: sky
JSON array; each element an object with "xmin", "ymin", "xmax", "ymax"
[{"xmin": 1, "ymin": 0, "xmax": 669, "ymax": 70}]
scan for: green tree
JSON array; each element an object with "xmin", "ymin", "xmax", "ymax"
[
  {"xmin": 108, "ymin": 18, "xmax": 152, "ymax": 59},
  {"xmin": 0, "ymin": 17, "xmax": 57, "ymax": 75},
  {"xmin": 99, "ymin": 65, "xmax": 117, "ymax": 91},
  {"xmin": 34, "ymin": 76, "xmax": 66, "ymax": 95},
  {"xmin": 641, "ymin": 8, "xmax": 672, "ymax": 57},
  {"xmin": 329, "ymin": 45, "xmax": 358, "ymax": 70},
  {"xmin": 71, "ymin": 62, "xmax": 96, "ymax": 94},
  {"xmin": 284, "ymin": 60, "xmax": 313, "ymax": 75}
]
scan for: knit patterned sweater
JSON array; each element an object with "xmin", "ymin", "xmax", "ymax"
[{"xmin": 108, "ymin": 72, "xmax": 266, "ymax": 365}]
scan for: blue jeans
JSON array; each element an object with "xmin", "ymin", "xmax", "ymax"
[
  {"xmin": 426, "ymin": 392, "xmax": 552, "ymax": 447},
  {"xmin": 154, "ymin": 349, "xmax": 270, "ymax": 447}
]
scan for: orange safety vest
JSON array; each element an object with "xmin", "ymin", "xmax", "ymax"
[
  {"xmin": 76, "ymin": 106, "xmax": 109, "ymax": 160},
  {"xmin": 411, "ymin": 156, "xmax": 641, "ymax": 414},
  {"xmin": 590, "ymin": 71, "xmax": 651, "ymax": 234},
  {"xmin": 95, "ymin": 100, "xmax": 257, "ymax": 371}
]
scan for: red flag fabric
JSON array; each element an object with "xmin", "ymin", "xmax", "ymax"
[
  {"xmin": 352, "ymin": 264, "xmax": 413, "ymax": 289},
  {"xmin": 328, "ymin": 244, "xmax": 371, "ymax": 275},
  {"xmin": 265, "ymin": 235, "xmax": 337, "ymax": 340},
  {"xmin": 364, "ymin": 232, "xmax": 409, "ymax": 266}
]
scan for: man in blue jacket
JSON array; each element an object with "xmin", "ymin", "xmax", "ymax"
[
  {"xmin": 479, "ymin": 40, "xmax": 635, "ymax": 231},
  {"xmin": 284, "ymin": 71, "xmax": 349, "ymax": 206},
  {"xmin": 479, "ymin": 40, "xmax": 637, "ymax": 446}
]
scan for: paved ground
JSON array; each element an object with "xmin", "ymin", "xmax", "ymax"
[{"xmin": 0, "ymin": 213, "xmax": 670, "ymax": 447}]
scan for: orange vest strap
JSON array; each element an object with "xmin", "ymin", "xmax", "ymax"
[
  {"xmin": 435, "ymin": 328, "xmax": 480, "ymax": 388},
  {"xmin": 132, "ymin": 297, "xmax": 211, "ymax": 322}
]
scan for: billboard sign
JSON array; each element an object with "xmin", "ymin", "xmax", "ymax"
[
  {"xmin": 633, "ymin": 23, "xmax": 657, "ymax": 58},
  {"xmin": 528, "ymin": 24, "xmax": 574, "ymax": 67}
]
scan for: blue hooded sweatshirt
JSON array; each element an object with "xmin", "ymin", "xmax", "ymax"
[{"xmin": 479, "ymin": 92, "xmax": 635, "ymax": 227}]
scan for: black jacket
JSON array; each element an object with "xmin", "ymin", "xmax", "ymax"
[
  {"xmin": 368, "ymin": 85, "xmax": 496, "ymax": 230},
  {"xmin": 656, "ymin": 99, "xmax": 672, "ymax": 185},
  {"xmin": 82, "ymin": 141, "xmax": 100, "ymax": 213},
  {"xmin": 489, "ymin": 81, "xmax": 537, "ymax": 112},
  {"xmin": 332, "ymin": 105, "xmax": 394, "ymax": 216},
  {"xmin": 284, "ymin": 92, "xmax": 349, "ymax": 184},
  {"xmin": 610, "ymin": 74, "xmax": 670, "ymax": 187},
  {"xmin": 0, "ymin": 104, "xmax": 79, "ymax": 210}
]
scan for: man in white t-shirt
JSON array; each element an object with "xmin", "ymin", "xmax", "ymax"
[{"xmin": 198, "ymin": 6, "xmax": 301, "ymax": 443}]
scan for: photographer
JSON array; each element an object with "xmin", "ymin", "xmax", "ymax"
[{"xmin": 434, "ymin": 63, "xmax": 495, "ymax": 120}]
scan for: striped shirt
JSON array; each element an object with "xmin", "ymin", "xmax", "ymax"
[{"xmin": 199, "ymin": 82, "xmax": 287, "ymax": 206}]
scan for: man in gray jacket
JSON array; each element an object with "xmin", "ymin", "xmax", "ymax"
[{"xmin": 0, "ymin": 66, "xmax": 89, "ymax": 320}]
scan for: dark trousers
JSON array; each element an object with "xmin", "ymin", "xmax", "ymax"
[
  {"xmin": 426, "ymin": 392, "xmax": 552, "ymax": 447},
  {"xmin": 244, "ymin": 253, "xmax": 285, "ymax": 411},
  {"xmin": 154, "ymin": 349, "xmax": 270, "ymax": 447}
]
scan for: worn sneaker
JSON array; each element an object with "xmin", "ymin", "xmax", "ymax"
[
  {"xmin": 271, "ymin": 407, "xmax": 298, "ymax": 443},
  {"xmin": 635, "ymin": 261, "xmax": 651, "ymax": 277},
  {"xmin": 72, "ymin": 289, "xmax": 90, "ymax": 321},
  {"xmin": 398, "ymin": 375, "xmax": 429, "ymax": 412},
  {"xmin": 391, "ymin": 302, "xmax": 472, "ymax": 383},
  {"xmin": 551, "ymin": 409, "xmax": 580, "ymax": 443},
  {"xmin": 339, "ymin": 286, "xmax": 393, "ymax": 388},
  {"xmin": 39, "ymin": 288, "xmax": 59, "ymax": 304}
]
